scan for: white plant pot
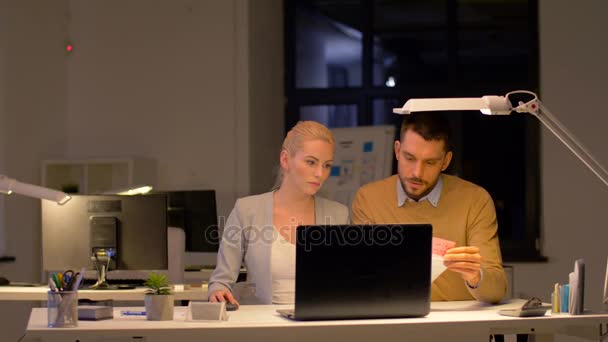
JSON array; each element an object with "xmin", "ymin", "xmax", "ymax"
[{"xmin": 144, "ymin": 294, "xmax": 174, "ymax": 321}]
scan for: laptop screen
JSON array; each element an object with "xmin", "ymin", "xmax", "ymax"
[{"xmin": 294, "ymin": 224, "xmax": 432, "ymax": 320}]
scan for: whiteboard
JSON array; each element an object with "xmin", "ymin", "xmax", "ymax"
[{"xmin": 318, "ymin": 125, "xmax": 396, "ymax": 207}]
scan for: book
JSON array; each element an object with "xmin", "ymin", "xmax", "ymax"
[
  {"xmin": 78, "ymin": 305, "xmax": 114, "ymax": 320},
  {"xmin": 568, "ymin": 258, "xmax": 585, "ymax": 315}
]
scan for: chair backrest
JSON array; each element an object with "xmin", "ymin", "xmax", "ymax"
[{"xmin": 233, "ymin": 282, "xmax": 261, "ymax": 305}]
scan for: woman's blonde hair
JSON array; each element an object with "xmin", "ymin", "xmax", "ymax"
[{"xmin": 272, "ymin": 121, "xmax": 336, "ymax": 190}]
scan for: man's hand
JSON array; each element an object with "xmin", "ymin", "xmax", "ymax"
[
  {"xmin": 443, "ymin": 246, "xmax": 482, "ymax": 287},
  {"xmin": 209, "ymin": 289, "xmax": 240, "ymax": 308}
]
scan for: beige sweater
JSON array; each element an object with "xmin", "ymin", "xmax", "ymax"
[{"xmin": 352, "ymin": 174, "xmax": 507, "ymax": 303}]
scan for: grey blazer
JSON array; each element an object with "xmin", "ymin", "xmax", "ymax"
[{"xmin": 208, "ymin": 191, "xmax": 350, "ymax": 304}]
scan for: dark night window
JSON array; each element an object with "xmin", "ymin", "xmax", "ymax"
[{"xmin": 285, "ymin": 0, "xmax": 542, "ymax": 261}]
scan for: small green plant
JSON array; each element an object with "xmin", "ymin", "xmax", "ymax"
[{"xmin": 144, "ymin": 273, "xmax": 172, "ymax": 295}]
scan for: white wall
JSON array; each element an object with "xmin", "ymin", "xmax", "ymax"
[
  {"xmin": 0, "ymin": 1, "xmax": 69, "ymax": 341},
  {"xmin": 0, "ymin": 0, "xmax": 69, "ymax": 281},
  {"xmin": 510, "ymin": 0, "xmax": 608, "ymax": 314},
  {"xmin": 248, "ymin": 0, "xmax": 284, "ymax": 193},
  {"xmin": 1, "ymin": 0, "xmax": 282, "ymax": 339},
  {"xmin": 65, "ymin": 0, "xmax": 247, "ymax": 218},
  {"xmin": 63, "ymin": 0, "xmax": 282, "ymax": 266},
  {"xmin": 0, "ymin": 0, "xmax": 283, "ymax": 278},
  {"xmin": 0, "ymin": 0, "xmax": 284, "ymax": 274}
]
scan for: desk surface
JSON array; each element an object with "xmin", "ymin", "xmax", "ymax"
[
  {"xmin": 0, "ymin": 285, "xmax": 208, "ymax": 301},
  {"xmin": 23, "ymin": 300, "xmax": 608, "ymax": 342}
]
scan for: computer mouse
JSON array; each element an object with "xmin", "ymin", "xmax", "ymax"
[
  {"xmin": 0, "ymin": 277, "xmax": 9, "ymax": 286},
  {"xmin": 117, "ymin": 285, "xmax": 135, "ymax": 290},
  {"xmin": 225, "ymin": 302, "xmax": 238, "ymax": 311}
]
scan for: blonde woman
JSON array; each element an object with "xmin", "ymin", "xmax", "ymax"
[{"xmin": 208, "ymin": 121, "xmax": 349, "ymax": 306}]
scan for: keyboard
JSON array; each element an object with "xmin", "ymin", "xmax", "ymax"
[
  {"xmin": 82, "ymin": 278, "xmax": 145, "ymax": 287},
  {"xmin": 185, "ymin": 265, "xmax": 216, "ymax": 271}
]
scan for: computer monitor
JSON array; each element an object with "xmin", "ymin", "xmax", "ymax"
[
  {"xmin": 42, "ymin": 194, "xmax": 168, "ymax": 282},
  {"xmin": 164, "ymin": 190, "xmax": 219, "ymax": 253}
]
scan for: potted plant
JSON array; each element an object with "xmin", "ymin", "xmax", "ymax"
[{"xmin": 143, "ymin": 272, "xmax": 174, "ymax": 321}]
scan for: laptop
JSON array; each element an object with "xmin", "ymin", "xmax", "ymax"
[{"xmin": 277, "ymin": 224, "xmax": 432, "ymax": 321}]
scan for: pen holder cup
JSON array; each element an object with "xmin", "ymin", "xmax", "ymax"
[{"xmin": 48, "ymin": 291, "xmax": 78, "ymax": 328}]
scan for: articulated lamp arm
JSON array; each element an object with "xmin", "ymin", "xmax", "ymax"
[
  {"xmin": 0, "ymin": 174, "xmax": 71, "ymax": 204},
  {"xmin": 510, "ymin": 91, "xmax": 608, "ymax": 188},
  {"xmin": 393, "ymin": 90, "xmax": 608, "ymax": 188}
]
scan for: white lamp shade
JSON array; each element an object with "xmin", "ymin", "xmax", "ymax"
[
  {"xmin": 393, "ymin": 96, "xmax": 512, "ymax": 115},
  {"xmin": 101, "ymin": 185, "xmax": 153, "ymax": 195},
  {"xmin": 0, "ymin": 175, "xmax": 71, "ymax": 204}
]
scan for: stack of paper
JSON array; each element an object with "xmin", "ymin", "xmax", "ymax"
[
  {"xmin": 431, "ymin": 256, "xmax": 447, "ymax": 282},
  {"xmin": 78, "ymin": 305, "xmax": 113, "ymax": 320},
  {"xmin": 431, "ymin": 237, "xmax": 455, "ymax": 282}
]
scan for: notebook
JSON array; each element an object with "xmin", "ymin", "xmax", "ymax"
[{"xmin": 277, "ymin": 224, "xmax": 432, "ymax": 321}]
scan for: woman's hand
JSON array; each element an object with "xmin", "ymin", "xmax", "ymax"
[{"xmin": 208, "ymin": 289, "xmax": 240, "ymax": 307}]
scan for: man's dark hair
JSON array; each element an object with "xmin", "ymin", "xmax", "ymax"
[{"xmin": 400, "ymin": 113, "xmax": 452, "ymax": 152}]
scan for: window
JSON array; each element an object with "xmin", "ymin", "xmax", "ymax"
[
  {"xmin": 300, "ymin": 104, "xmax": 359, "ymax": 128},
  {"xmin": 285, "ymin": 0, "xmax": 542, "ymax": 261}
]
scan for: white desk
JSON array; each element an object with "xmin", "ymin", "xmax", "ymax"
[
  {"xmin": 0, "ymin": 285, "xmax": 208, "ymax": 301},
  {"xmin": 22, "ymin": 300, "xmax": 608, "ymax": 342}
]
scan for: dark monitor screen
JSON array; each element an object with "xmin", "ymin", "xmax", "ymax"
[
  {"xmin": 42, "ymin": 194, "xmax": 168, "ymax": 274},
  {"xmin": 164, "ymin": 190, "xmax": 219, "ymax": 253}
]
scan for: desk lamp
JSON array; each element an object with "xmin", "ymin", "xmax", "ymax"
[
  {"xmin": 392, "ymin": 90, "xmax": 608, "ymax": 187},
  {"xmin": 0, "ymin": 174, "xmax": 72, "ymax": 204}
]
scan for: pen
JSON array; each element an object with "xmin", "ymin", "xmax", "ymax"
[
  {"xmin": 71, "ymin": 267, "xmax": 86, "ymax": 291},
  {"xmin": 65, "ymin": 276, "xmax": 75, "ymax": 291},
  {"xmin": 121, "ymin": 310, "xmax": 146, "ymax": 316},
  {"xmin": 48, "ymin": 278, "xmax": 58, "ymax": 292},
  {"xmin": 51, "ymin": 273, "xmax": 61, "ymax": 290},
  {"xmin": 57, "ymin": 273, "xmax": 64, "ymax": 289}
]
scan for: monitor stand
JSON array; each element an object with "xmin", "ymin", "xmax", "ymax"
[{"xmin": 89, "ymin": 249, "xmax": 118, "ymax": 290}]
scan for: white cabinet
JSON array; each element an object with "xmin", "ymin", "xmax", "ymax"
[{"xmin": 41, "ymin": 158, "xmax": 156, "ymax": 194}]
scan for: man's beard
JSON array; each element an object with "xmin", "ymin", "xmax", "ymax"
[{"xmin": 402, "ymin": 176, "xmax": 435, "ymax": 201}]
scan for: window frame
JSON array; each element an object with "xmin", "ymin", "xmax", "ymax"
[{"xmin": 284, "ymin": 0, "xmax": 544, "ymax": 262}]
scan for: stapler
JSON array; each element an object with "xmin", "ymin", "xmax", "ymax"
[{"xmin": 498, "ymin": 297, "xmax": 551, "ymax": 317}]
